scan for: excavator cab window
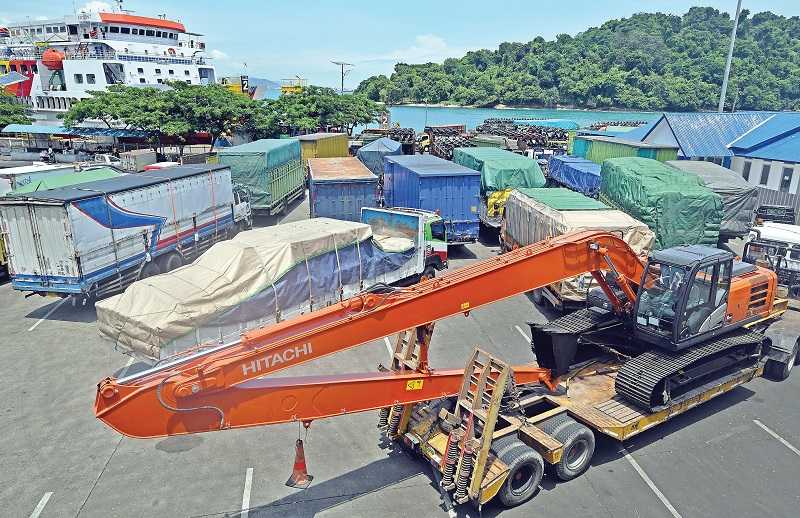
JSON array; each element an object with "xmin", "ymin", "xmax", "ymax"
[
  {"xmin": 636, "ymin": 262, "xmax": 688, "ymax": 338},
  {"xmin": 680, "ymin": 260, "xmax": 731, "ymax": 340}
]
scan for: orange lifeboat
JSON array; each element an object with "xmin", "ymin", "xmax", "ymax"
[{"xmin": 42, "ymin": 48, "xmax": 65, "ymax": 70}]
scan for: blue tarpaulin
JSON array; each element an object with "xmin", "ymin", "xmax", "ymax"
[
  {"xmin": 357, "ymin": 137, "xmax": 403, "ymax": 176},
  {"xmin": 548, "ymin": 155, "xmax": 602, "ymax": 197}
]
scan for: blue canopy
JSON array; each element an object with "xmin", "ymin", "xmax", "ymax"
[
  {"xmin": 356, "ymin": 137, "xmax": 402, "ymax": 176},
  {"xmin": 0, "ymin": 71, "xmax": 28, "ymax": 87},
  {"xmin": 1, "ymin": 124, "xmax": 150, "ymax": 138}
]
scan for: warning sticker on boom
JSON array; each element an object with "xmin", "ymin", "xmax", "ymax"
[{"xmin": 406, "ymin": 380, "xmax": 424, "ymax": 391}]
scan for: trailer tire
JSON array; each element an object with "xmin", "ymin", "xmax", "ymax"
[
  {"xmin": 537, "ymin": 412, "xmax": 573, "ymax": 437},
  {"xmin": 496, "ymin": 445, "xmax": 544, "ymax": 507},
  {"xmin": 552, "ymin": 422, "xmax": 595, "ymax": 481},
  {"xmin": 764, "ymin": 339, "xmax": 797, "ymax": 381},
  {"xmin": 140, "ymin": 261, "xmax": 161, "ymax": 279},
  {"xmin": 531, "ymin": 288, "xmax": 544, "ymax": 306},
  {"xmin": 161, "ymin": 252, "xmax": 184, "ymax": 273}
]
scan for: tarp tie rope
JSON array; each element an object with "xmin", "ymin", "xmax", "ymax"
[
  {"xmin": 303, "ymin": 243, "xmax": 313, "ymax": 311},
  {"xmin": 333, "ymin": 236, "xmax": 343, "ymax": 298},
  {"xmin": 356, "ymin": 238, "xmax": 363, "ymax": 290}
]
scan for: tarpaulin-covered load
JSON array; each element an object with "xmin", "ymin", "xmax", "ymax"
[
  {"xmin": 548, "ymin": 155, "xmax": 602, "ymax": 197},
  {"xmin": 7, "ymin": 167, "xmax": 123, "ymax": 195},
  {"xmin": 452, "ymin": 147, "xmax": 546, "ymax": 194},
  {"xmin": 218, "ymin": 139, "xmax": 304, "ymax": 214},
  {"xmin": 96, "ymin": 215, "xmax": 423, "ymax": 361},
  {"xmin": 503, "ymin": 188, "xmax": 654, "ymax": 301},
  {"xmin": 600, "ymin": 157, "xmax": 723, "ymax": 249},
  {"xmin": 356, "ymin": 137, "xmax": 402, "ymax": 177},
  {"xmin": 666, "ymin": 160, "xmax": 758, "ymax": 238}
]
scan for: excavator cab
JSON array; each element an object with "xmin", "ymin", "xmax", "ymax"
[{"xmin": 633, "ymin": 246, "xmax": 734, "ymax": 351}]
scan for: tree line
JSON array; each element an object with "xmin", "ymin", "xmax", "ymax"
[
  {"xmin": 54, "ymin": 83, "xmax": 383, "ymax": 154},
  {"xmin": 355, "ymin": 7, "xmax": 800, "ymax": 111}
]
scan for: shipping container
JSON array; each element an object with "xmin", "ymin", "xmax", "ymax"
[
  {"xmin": 298, "ymin": 133, "xmax": 349, "ymax": 163},
  {"xmin": 309, "ymin": 157, "xmax": 378, "ymax": 221},
  {"xmin": 218, "ymin": 139, "xmax": 304, "ymax": 215},
  {"xmin": 120, "ymin": 149, "xmax": 158, "ymax": 172},
  {"xmin": 0, "ymin": 164, "xmax": 252, "ymax": 299},
  {"xmin": 384, "ymin": 154, "xmax": 481, "ymax": 244},
  {"xmin": 0, "ymin": 163, "xmax": 76, "ymax": 193},
  {"xmin": 574, "ymin": 135, "xmax": 678, "ymax": 164}
]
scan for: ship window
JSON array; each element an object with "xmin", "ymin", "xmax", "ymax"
[
  {"xmin": 137, "ymin": 67, "xmax": 144, "ymax": 74},
  {"xmin": 74, "ymin": 74, "xmax": 83, "ymax": 84},
  {"xmin": 131, "ymin": 28, "xmax": 138, "ymax": 35},
  {"xmin": 87, "ymin": 74, "xmax": 96, "ymax": 84},
  {"xmin": 139, "ymin": 78, "xmax": 146, "ymax": 83},
  {"xmin": 60, "ymin": 26, "xmax": 66, "ymax": 32},
  {"xmin": 157, "ymin": 78, "xmax": 163, "ymax": 84},
  {"xmin": 21, "ymin": 64, "xmax": 28, "ymax": 72},
  {"xmin": 10, "ymin": 64, "xmax": 16, "ymax": 71},
  {"xmin": 31, "ymin": 64, "xmax": 38, "ymax": 73},
  {"xmin": 46, "ymin": 27, "xmax": 53, "ymax": 34},
  {"xmin": 110, "ymin": 26, "xmax": 119, "ymax": 33},
  {"xmin": 168, "ymin": 69, "xmax": 174, "ymax": 75},
  {"xmin": 0, "ymin": 65, "xmax": 6, "ymax": 73},
  {"xmin": 121, "ymin": 27, "xmax": 130, "ymax": 34},
  {"xmin": 184, "ymin": 70, "xmax": 190, "ymax": 76},
  {"xmin": 155, "ymin": 68, "xmax": 161, "ymax": 74},
  {"xmin": 145, "ymin": 30, "xmax": 155, "ymax": 36},
  {"xmin": 68, "ymin": 25, "xmax": 78, "ymax": 35},
  {"xmin": 156, "ymin": 31, "xmax": 162, "ymax": 37}
]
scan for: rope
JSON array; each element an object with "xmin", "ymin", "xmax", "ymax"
[
  {"xmin": 356, "ymin": 239, "xmax": 363, "ymax": 290},
  {"xmin": 333, "ymin": 235, "xmax": 343, "ymax": 297}
]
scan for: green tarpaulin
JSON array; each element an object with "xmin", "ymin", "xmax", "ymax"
[
  {"xmin": 8, "ymin": 167, "xmax": 123, "ymax": 195},
  {"xmin": 452, "ymin": 147, "xmax": 546, "ymax": 194},
  {"xmin": 600, "ymin": 157, "xmax": 723, "ymax": 249},
  {"xmin": 218, "ymin": 139, "xmax": 303, "ymax": 211},
  {"xmin": 515, "ymin": 187, "xmax": 608, "ymax": 211}
]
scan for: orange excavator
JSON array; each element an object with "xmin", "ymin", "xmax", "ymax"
[{"xmin": 95, "ymin": 230, "xmax": 798, "ymax": 508}]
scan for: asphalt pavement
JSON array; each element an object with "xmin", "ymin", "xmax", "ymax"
[{"xmin": 1, "ymin": 194, "xmax": 798, "ymax": 517}]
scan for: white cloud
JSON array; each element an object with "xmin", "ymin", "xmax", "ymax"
[
  {"xmin": 35, "ymin": 16, "xmax": 49, "ymax": 21},
  {"xmin": 79, "ymin": 1, "xmax": 112, "ymax": 14},
  {"xmin": 367, "ymin": 34, "xmax": 471, "ymax": 65},
  {"xmin": 209, "ymin": 49, "xmax": 229, "ymax": 61}
]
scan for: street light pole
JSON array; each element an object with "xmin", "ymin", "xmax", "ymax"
[
  {"xmin": 719, "ymin": 0, "xmax": 743, "ymax": 112},
  {"xmin": 331, "ymin": 61, "xmax": 353, "ymax": 94}
]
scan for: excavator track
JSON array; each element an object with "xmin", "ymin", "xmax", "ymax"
[{"xmin": 616, "ymin": 329, "xmax": 765, "ymax": 411}]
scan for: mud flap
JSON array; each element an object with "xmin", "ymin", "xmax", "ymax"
[{"xmin": 763, "ymin": 322, "xmax": 799, "ymax": 364}]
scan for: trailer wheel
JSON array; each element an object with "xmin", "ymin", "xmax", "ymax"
[
  {"xmin": 531, "ymin": 288, "xmax": 544, "ymax": 305},
  {"xmin": 496, "ymin": 443, "xmax": 544, "ymax": 507},
  {"xmin": 764, "ymin": 337, "xmax": 798, "ymax": 381},
  {"xmin": 161, "ymin": 252, "xmax": 184, "ymax": 273},
  {"xmin": 140, "ymin": 261, "xmax": 161, "ymax": 279},
  {"xmin": 552, "ymin": 423, "xmax": 595, "ymax": 481}
]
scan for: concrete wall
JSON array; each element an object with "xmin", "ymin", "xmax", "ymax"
[{"xmin": 731, "ymin": 156, "xmax": 800, "ymax": 194}]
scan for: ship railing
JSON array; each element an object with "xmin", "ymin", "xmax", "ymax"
[{"xmin": 63, "ymin": 48, "xmax": 209, "ymax": 65}]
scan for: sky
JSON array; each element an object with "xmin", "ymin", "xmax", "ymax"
[{"xmin": 2, "ymin": 1, "xmax": 797, "ymax": 89}]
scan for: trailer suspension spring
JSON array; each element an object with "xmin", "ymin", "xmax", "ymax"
[
  {"xmin": 387, "ymin": 404, "xmax": 403, "ymax": 436},
  {"xmin": 377, "ymin": 407, "xmax": 390, "ymax": 429},
  {"xmin": 454, "ymin": 440, "xmax": 477, "ymax": 502},
  {"xmin": 441, "ymin": 428, "xmax": 464, "ymax": 489}
]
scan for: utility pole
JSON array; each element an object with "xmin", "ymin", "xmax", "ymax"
[
  {"xmin": 719, "ymin": 0, "xmax": 743, "ymax": 112},
  {"xmin": 331, "ymin": 61, "xmax": 353, "ymax": 94}
]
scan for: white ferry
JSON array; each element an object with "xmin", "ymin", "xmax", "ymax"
[{"xmin": 0, "ymin": 3, "xmax": 216, "ymax": 122}]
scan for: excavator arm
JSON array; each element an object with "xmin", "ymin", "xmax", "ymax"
[{"xmin": 95, "ymin": 231, "xmax": 644, "ymax": 438}]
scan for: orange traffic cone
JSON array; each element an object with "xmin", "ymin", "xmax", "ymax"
[{"xmin": 286, "ymin": 438, "xmax": 313, "ymax": 489}]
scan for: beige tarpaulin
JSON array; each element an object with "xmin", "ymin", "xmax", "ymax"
[
  {"xmin": 503, "ymin": 190, "xmax": 655, "ymax": 301},
  {"xmin": 96, "ymin": 218, "xmax": 372, "ymax": 360}
]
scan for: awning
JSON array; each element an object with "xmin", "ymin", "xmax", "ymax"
[
  {"xmin": 1, "ymin": 124, "xmax": 151, "ymax": 138},
  {"xmin": 0, "ymin": 71, "xmax": 29, "ymax": 87}
]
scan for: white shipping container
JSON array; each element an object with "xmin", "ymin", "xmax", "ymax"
[
  {"xmin": 120, "ymin": 149, "xmax": 158, "ymax": 172},
  {"xmin": 0, "ymin": 163, "xmax": 76, "ymax": 193}
]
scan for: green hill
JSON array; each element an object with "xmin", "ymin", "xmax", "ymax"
[{"xmin": 355, "ymin": 7, "xmax": 800, "ymax": 111}]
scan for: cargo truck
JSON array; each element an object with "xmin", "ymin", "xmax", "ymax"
[
  {"xmin": 0, "ymin": 164, "xmax": 252, "ymax": 301},
  {"xmin": 308, "ymin": 157, "xmax": 378, "ymax": 222},
  {"xmin": 384, "ymin": 154, "xmax": 481, "ymax": 244},
  {"xmin": 744, "ymin": 221, "xmax": 800, "ymax": 296}
]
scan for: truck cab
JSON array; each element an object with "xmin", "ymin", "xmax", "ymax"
[
  {"xmin": 232, "ymin": 187, "xmax": 253, "ymax": 231},
  {"xmin": 384, "ymin": 207, "xmax": 448, "ymax": 274},
  {"xmin": 743, "ymin": 222, "xmax": 800, "ymax": 296}
]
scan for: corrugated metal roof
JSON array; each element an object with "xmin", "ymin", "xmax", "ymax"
[
  {"xmin": 728, "ymin": 113, "xmax": 800, "ymax": 149},
  {"xmin": 1, "ymin": 124, "xmax": 150, "ymax": 138},
  {"xmin": 732, "ymin": 130, "xmax": 800, "ymax": 163},
  {"xmin": 649, "ymin": 112, "xmax": 773, "ymax": 158}
]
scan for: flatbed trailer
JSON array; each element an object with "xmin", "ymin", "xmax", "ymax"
[{"xmin": 392, "ymin": 300, "xmax": 793, "ymax": 509}]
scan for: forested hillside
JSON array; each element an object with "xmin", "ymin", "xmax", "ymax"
[{"xmin": 355, "ymin": 7, "xmax": 800, "ymax": 111}]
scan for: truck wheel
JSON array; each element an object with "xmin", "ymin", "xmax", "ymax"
[
  {"xmin": 531, "ymin": 288, "xmax": 544, "ymax": 306},
  {"xmin": 496, "ymin": 443, "xmax": 544, "ymax": 507},
  {"xmin": 764, "ymin": 338, "xmax": 798, "ymax": 381},
  {"xmin": 552, "ymin": 422, "xmax": 595, "ymax": 481},
  {"xmin": 140, "ymin": 261, "xmax": 161, "ymax": 279},
  {"xmin": 161, "ymin": 252, "xmax": 184, "ymax": 272}
]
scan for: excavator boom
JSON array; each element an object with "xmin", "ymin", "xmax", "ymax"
[{"xmin": 95, "ymin": 231, "xmax": 645, "ymax": 438}]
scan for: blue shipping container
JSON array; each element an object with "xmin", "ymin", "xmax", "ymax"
[
  {"xmin": 384, "ymin": 155, "xmax": 480, "ymax": 243},
  {"xmin": 309, "ymin": 158, "xmax": 378, "ymax": 222}
]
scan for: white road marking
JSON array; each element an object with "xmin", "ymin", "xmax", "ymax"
[
  {"xmin": 29, "ymin": 492, "xmax": 53, "ymax": 518},
  {"xmin": 241, "ymin": 467, "xmax": 253, "ymax": 518},
  {"xmin": 753, "ymin": 419, "xmax": 800, "ymax": 456},
  {"xmin": 28, "ymin": 297, "xmax": 68, "ymax": 331},
  {"xmin": 118, "ymin": 356, "xmax": 135, "ymax": 378},
  {"xmin": 384, "ymin": 337, "xmax": 393, "ymax": 355},
  {"xmin": 622, "ymin": 448, "xmax": 683, "ymax": 518},
  {"xmin": 514, "ymin": 325, "xmax": 531, "ymax": 344}
]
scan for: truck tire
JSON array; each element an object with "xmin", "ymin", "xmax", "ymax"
[
  {"xmin": 495, "ymin": 442, "xmax": 544, "ymax": 507},
  {"xmin": 161, "ymin": 252, "xmax": 184, "ymax": 273},
  {"xmin": 531, "ymin": 288, "xmax": 544, "ymax": 306},
  {"xmin": 537, "ymin": 412, "xmax": 573, "ymax": 437},
  {"xmin": 764, "ymin": 337, "xmax": 798, "ymax": 381},
  {"xmin": 552, "ymin": 422, "xmax": 595, "ymax": 481},
  {"xmin": 140, "ymin": 261, "xmax": 161, "ymax": 279}
]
